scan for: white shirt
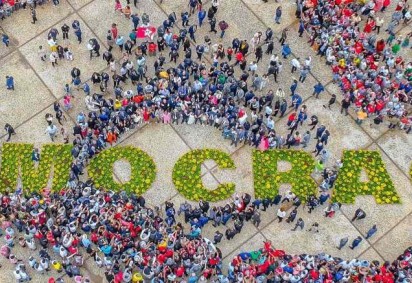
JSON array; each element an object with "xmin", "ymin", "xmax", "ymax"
[{"xmin": 291, "ymin": 58, "xmax": 301, "ymax": 68}]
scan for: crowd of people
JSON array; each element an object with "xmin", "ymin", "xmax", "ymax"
[
  {"xmin": 228, "ymin": 241, "xmax": 412, "ymax": 282},
  {"xmin": 299, "ymin": 0, "xmax": 412, "ymax": 130},
  {"xmin": 0, "ymin": 0, "xmax": 412, "ymax": 281}
]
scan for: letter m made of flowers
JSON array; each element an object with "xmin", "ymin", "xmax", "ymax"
[
  {"xmin": 0, "ymin": 143, "xmax": 72, "ymax": 193},
  {"xmin": 253, "ymin": 150, "xmax": 317, "ymax": 200}
]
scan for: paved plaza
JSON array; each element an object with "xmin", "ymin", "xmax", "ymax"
[{"xmin": 0, "ymin": 0, "xmax": 412, "ymax": 281}]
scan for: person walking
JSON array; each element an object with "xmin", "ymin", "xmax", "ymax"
[
  {"xmin": 4, "ymin": 123, "xmax": 16, "ymax": 142},
  {"xmin": 2, "ymin": 34, "xmax": 10, "ymax": 47},
  {"xmin": 45, "ymin": 124, "xmax": 58, "ymax": 142},
  {"xmin": 349, "ymin": 236, "xmax": 363, "ymax": 249},
  {"xmin": 365, "ymin": 225, "xmax": 377, "ymax": 239},
  {"xmin": 218, "ymin": 20, "xmax": 229, "ymax": 39},
  {"xmin": 351, "ymin": 208, "xmax": 366, "ymax": 222},
  {"xmin": 274, "ymin": 6, "xmax": 282, "ymax": 24},
  {"xmin": 323, "ymin": 94, "xmax": 336, "ymax": 109},
  {"xmin": 340, "ymin": 98, "xmax": 350, "ymax": 115},
  {"xmin": 6, "ymin": 75, "xmax": 14, "ymax": 90},
  {"xmin": 312, "ymin": 82, "xmax": 324, "ymax": 98},
  {"xmin": 291, "ymin": 218, "xmax": 304, "ymax": 231},
  {"xmin": 337, "ymin": 237, "xmax": 349, "ymax": 250}
]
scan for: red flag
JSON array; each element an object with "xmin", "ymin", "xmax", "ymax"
[{"xmin": 136, "ymin": 26, "xmax": 157, "ymax": 39}]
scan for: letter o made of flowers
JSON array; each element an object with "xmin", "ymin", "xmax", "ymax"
[
  {"xmin": 173, "ymin": 149, "xmax": 236, "ymax": 202},
  {"xmin": 88, "ymin": 146, "xmax": 156, "ymax": 194}
]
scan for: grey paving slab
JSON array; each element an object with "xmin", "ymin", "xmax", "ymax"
[
  {"xmin": 376, "ymin": 131, "xmax": 412, "ymax": 177},
  {"xmin": 67, "ymin": 0, "xmax": 94, "ymax": 10},
  {"xmin": 171, "ymin": 123, "xmax": 239, "ymax": 154},
  {"xmin": 242, "ymin": 0, "xmax": 298, "ymax": 33},
  {"xmin": 0, "ymin": 107, "xmax": 74, "ymax": 146},
  {"xmin": 0, "ymin": 2, "xmax": 74, "ymax": 45},
  {"xmin": 19, "ymin": 14, "xmax": 107, "ymax": 99},
  {"xmin": 261, "ymin": 208, "xmax": 370, "ymax": 259},
  {"xmin": 0, "ymin": 51, "xmax": 55, "ymax": 128},
  {"xmin": 374, "ymin": 213, "xmax": 412, "ymax": 261},
  {"xmin": 358, "ymin": 247, "xmax": 384, "ymax": 263}
]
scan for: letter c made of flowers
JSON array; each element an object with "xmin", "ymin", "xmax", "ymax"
[{"xmin": 172, "ymin": 149, "xmax": 236, "ymax": 202}]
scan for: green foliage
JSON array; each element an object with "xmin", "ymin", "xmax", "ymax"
[
  {"xmin": 0, "ymin": 143, "xmax": 72, "ymax": 193},
  {"xmin": 172, "ymin": 149, "xmax": 236, "ymax": 201},
  {"xmin": 253, "ymin": 149, "xmax": 317, "ymax": 200},
  {"xmin": 332, "ymin": 150, "xmax": 400, "ymax": 204},
  {"xmin": 88, "ymin": 146, "xmax": 156, "ymax": 194}
]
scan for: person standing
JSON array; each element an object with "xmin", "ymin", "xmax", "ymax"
[
  {"xmin": 50, "ymin": 52, "xmax": 59, "ymax": 67},
  {"xmin": 6, "ymin": 76, "xmax": 14, "ymax": 90},
  {"xmin": 61, "ymin": 24, "xmax": 70, "ymax": 40},
  {"xmin": 277, "ymin": 207, "xmax": 286, "ymax": 222},
  {"xmin": 31, "ymin": 7, "xmax": 37, "ymax": 24},
  {"xmin": 4, "ymin": 123, "xmax": 16, "ymax": 142},
  {"xmin": 209, "ymin": 17, "xmax": 217, "ymax": 34},
  {"xmin": 274, "ymin": 6, "xmax": 282, "ymax": 24}
]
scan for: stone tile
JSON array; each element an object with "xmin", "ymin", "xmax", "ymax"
[
  {"xmin": 222, "ymin": 233, "xmax": 266, "ymax": 267},
  {"xmin": 376, "ymin": 131, "xmax": 412, "ymax": 176},
  {"xmin": 171, "ymin": 123, "xmax": 239, "ymax": 154},
  {"xmin": 0, "ymin": 108, "xmax": 75, "ymax": 146},
  {"xmin": 374, "ymin": 213, "xmax": 412, "ymax": 261},
  {"xmin": 68, "ymin": 0, "xmax": 94, "ymax": 10},
  {"xmin": 19, "ymin": 15, "xmax": 107, "ymax": 99},
  {"xmin": 242, "ymin": 0, "xmax": 298, "ymax": 33},
  {"xmin": 338, "ymin": 143, "xmax": 412, "ymax": 244},
  {"xmin": 0, "ymin": 51, "xmax": 55, "ymax": 128},
  {"xmin": 261, "ymin": 208, "xmax": 370, "ymax": 259},
  {"xmin": 118, "ymin": 123, "xmax": 190, "ymax": 206},
  {"xmin": 358, "ymin": 247, "xmax": 384, "ymax": 263},
  {"xmin": 1, "ymin": 2, "xmax": 74, "ymax": 45}
]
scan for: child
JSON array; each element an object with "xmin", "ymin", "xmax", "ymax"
[{"xmin": 64, "ymin": 47, "xmax": 74, "ymax": 61}]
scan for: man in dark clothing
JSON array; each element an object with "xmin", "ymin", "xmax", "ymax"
[
  {"xmin": 61, "ymin": 24, "xmax": 70, "ymax": 40},
  {"xmin": 351, "ymin": 208, "xmax": 366, "ymax": 222},
  {"xmin": 341, "ymin": 98, "xmax": 351, "ymax": 115},
  {"xmin": 4, "ymin": 123, "xmax": 16, "ymax": 142}
]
